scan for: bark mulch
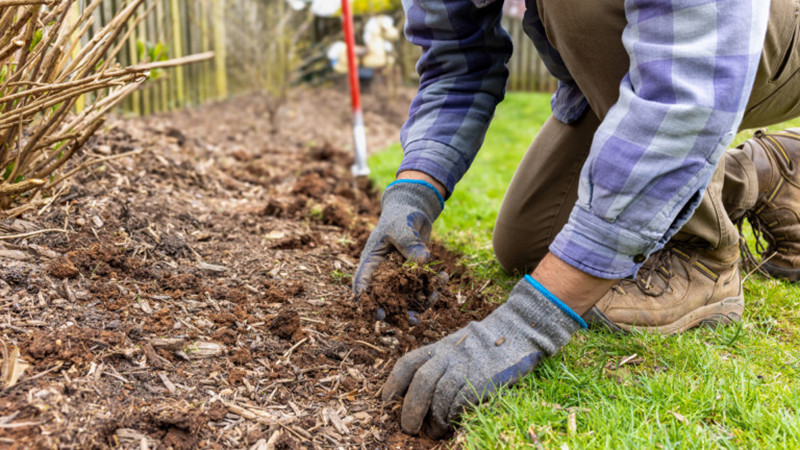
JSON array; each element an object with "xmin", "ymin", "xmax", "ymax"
[{"xmin": 0, "ymin": 87, "xmax": 497, "ymax": 449}]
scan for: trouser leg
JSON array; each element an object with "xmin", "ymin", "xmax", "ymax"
[
  {"xmin": 493, "ymin": 112, "xmax": 598, "ymax": 273},
  {"xmin": 494, "ymin": 0, "xmax": 800, "ymax": 273}
]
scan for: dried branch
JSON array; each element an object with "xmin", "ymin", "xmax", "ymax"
[{"xmin": 0, "ymin": 1, "xmax": 213, "ymax": 210}]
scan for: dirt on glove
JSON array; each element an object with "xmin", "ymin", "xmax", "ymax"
[{"xmin": 360, "ymin": 251, "xmax": 496, "ymax": 334}]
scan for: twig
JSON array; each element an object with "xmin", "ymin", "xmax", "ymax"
[
  {"xmin": 355, "ymin": 340, "xmax": 387, "ymax": 354},
  {"xmin": 0, "ymin": 228, "xmax": 69, "ymax": 240},
  {"xmin": 299, "ymin": 317, "xmax": 325, "ymax": 324},
  {"xmin": 48, "ymin": 148, "xmax": 145, "ymax": 187},
  {"xmin": 0, "ymin": 1, "xmax": 50, "ymax": 6},
  {"xmin": 0, "ymin": 422, "xmax": 42, "ymax": 429},
  {"xmin": 742, "ymin": 251, "xmax": 778, "ymax": 283},
  {"xmin": 280, "ymin": 424, "xmax": 309, "ymax": 443},
  {"xmin": 282, "ymin": 337, "xmax": 309, "ymax": 358}
]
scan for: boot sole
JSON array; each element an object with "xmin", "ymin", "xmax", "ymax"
[
  {"xmin": 760, "ymin": 261, "xmax": 800, "ymax": 283},
  {"xmin": 583, "ymin": 294, "xmax": 744, "ymax": 336}
]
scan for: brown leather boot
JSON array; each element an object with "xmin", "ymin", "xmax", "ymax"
[
  {"xmin": 582, "ymin": 243, "xmax": 743, "ymax": 335},
  {"xmin": 739, "ymin": 129, "xmax": 800, "ymax": 281}
]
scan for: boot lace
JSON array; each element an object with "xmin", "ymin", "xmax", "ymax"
[
  {"xmin": 736, "ymin": 211, "xmax": 776, "ymax": 276},
  {"xmin": 613, "ymin": 247, "xmax": 675, "ymax": 298}
]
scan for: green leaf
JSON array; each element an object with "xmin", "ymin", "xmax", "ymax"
[
  {"xmin": 153, "ymin": 42, "xmax": 167, "ymax": 61},
  {"xmin": 3, "ymin": 162, "xmax": 15, "ymax": 181},
  {"xmin": 136, "ymin": 39, "xmax": 145, "ymax": 61},
  {"xmin": 29, "ymin": 28, "xmax": 43, "ymax": 51}
]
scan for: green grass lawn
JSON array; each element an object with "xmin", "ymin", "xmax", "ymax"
[{"xmin": 369, "ymin": 92, "xmax": 800, "ymax": 449}]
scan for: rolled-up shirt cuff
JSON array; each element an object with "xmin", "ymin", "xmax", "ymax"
[
  {"xmin": 549, "ymin": 205, "xmax": 661, "ymax": 279},
  {"xmin": 397, "ymin": 139, "xmax": 469, "ymax": 199}
]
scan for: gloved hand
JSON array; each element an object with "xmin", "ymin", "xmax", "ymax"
[
  {"xmin": 381, "ymin": 275, "xmax": 587, "ymax": 438},
  {"xmin": 353, "ymin": 180, "xmax": 444, "ymax": 295}
]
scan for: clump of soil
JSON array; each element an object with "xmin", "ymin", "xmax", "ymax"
[
  {"xmin": 46, "ymin": 257, "xmax": 79, "ymax": 279},
  {"xmin": 359, "ymin": 253, "xmax": 448, "ymax": 328},
  {"xmin": 321, "ymin": 198, "xmax": 353, "ymax": 228},
  {"xmin": 269, "ymin": 306, "xmax": 302, "ymax": 340}
]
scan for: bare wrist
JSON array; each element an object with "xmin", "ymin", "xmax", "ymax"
[
  {"xmin": 397, "ymin": 170, "xmax": 447, "ymax": 198},
  {"xmin": 531, "ymin": 252, "xmax": 616, "ymax": 316}
]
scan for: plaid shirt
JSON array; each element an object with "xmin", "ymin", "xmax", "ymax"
[{"xmin": 398, "ymin": 0, "xmax": 770, "ymax": 278}]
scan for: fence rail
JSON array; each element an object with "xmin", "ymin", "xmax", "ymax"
[{"xmin": 74, "ymin": 2, "xmax": 555, "ymax": 116}]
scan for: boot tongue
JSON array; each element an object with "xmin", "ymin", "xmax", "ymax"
[{"xmin": 745, "ymin": 138, "xmax": 778, "ymax": 198}]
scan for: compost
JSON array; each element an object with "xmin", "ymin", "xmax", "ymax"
[{"xmin": 0, "ymin": 87, "xmax": 497, "ymax": 449}]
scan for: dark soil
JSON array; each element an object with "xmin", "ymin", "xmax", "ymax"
[{"xmin": 0, "ymin": 86, "xmax": 496, "ymax": 448}]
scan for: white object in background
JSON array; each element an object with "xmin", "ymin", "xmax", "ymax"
[
  {"xmin": 286, "ymin": 0, "xmax": 308, "ymax": 11},
  {"xmin": 327, "ymin": 41, "xmax": 349, "ymax": 74},
  {"xmin": 311, "ymin": 0, "xmax": 340, "ymax": 17},
  {"xmin": 362, "ymin": 15, "xmax": 399, "ymax": 69}
]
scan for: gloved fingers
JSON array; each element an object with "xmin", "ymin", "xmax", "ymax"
[
  {"xmin": 406, "ymin": 211, "xmax": 433, "ymax": 244},
  {"xmin": 425, "ymin": 292, "xmax": 439, "ymax": 309},
  {"xmin": 423, "ymin": 409, "xmax": 454, "ymax": 440},
  {"xmin": 447, "ymin": 351, "xmax": 544, "ymax": 424},
  {"xmin": 400, "ymin": 357, "xmax": 448, "ymax": 435},
  {"xmin": 389, "ymin": 234, "xmax": 431, "ymax": 265},
  {"xmin": 353, "ymin": 237, "xmax": 390, "ymax": 295},
  {"xmin": 426, "ymin": 370, "xmax": 466, "ymax": 439},
  {"xmin": 450, "ymin": 382, "xmax": 482, "ymax": 424},
  {"xmin": 381, "ymin": 345, "xmax": 435, "ymax": 403},
  {"xmin": 389, "ymin": 211, "xmax": 433, "ymax": 264}
]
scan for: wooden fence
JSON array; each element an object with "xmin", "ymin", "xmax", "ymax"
[
  {"xmin": 77, "ymin": 2, "xmax": 554, "ymax": 116},
  {"xmin": 503, "ymin": 16, "xmax": 558, "ymax": 93},
  {"xmin": 87, "ymin": 0, "xmax": 226, "ymax": 115}
]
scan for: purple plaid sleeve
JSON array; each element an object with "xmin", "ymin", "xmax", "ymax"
[
  {"xmin": 398, "ymin": 0, "xmax": 769, "ymax": 279},
  {"xmin": 396, "ymin": 0, "xmax": 512, "ymax": 197},
  {"xmin": 549, "ymin": 1, "xmax": 770, "ymax": 278}
]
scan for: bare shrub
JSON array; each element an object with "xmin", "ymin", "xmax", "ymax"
[{"xmin": 0, "ymin": 0, "xmax": 210, "ymax": 213}]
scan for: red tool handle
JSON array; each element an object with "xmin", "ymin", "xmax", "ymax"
[{"xmin": 341, "ymin": 0, "xmax": 361, "ymax": 113}]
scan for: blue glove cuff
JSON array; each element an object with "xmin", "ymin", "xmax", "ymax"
[
  {"xmin": 388, "ymin": 179, "xmax": 445, "ymax": 210},
  {"xmin": 524, "ymin": 275, "xmax": 588, "ymax": 329}
]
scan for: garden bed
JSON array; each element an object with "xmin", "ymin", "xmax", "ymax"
[{"xmin": 0, "ymin": 87, "xmax": 496, "ymax": 449}]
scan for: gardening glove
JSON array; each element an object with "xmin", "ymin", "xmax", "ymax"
[
  {"xmin": 382, "ymin": 275, "xmax": 587, "ymax": 438},
  {"xmin": 353, "ymin": 179, "xmax": 444, "ymax": 295}
]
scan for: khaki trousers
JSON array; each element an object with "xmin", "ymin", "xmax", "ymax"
[{"xmin": 494, "ymin": 0, "xmax": 800, "ymax": 273}]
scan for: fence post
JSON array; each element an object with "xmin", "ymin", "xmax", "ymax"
[
  {"xmin": 198, "ymin": 0, "xmax": 211, "ymax": 102},
  {"xmin": 126, "ymin": 4, "xmax": 141, "ymax": 115},
  {"xmin": 138, "ymin": 5, "xmax": 152, "ymax": 115},
  {"xmin": 212, "ymin": 0, "xmax": 228, "ymax": 99},
  {"xmin": 156, "ymin": 0, "xmax": 169, "ymax": 111},
  {"xmin": 70, "ymin": 1, "xmax": 86, "ymax": 113},
  {"xmin": 169, "ymin": 0, "xmax": 185, "ymax": 106}
]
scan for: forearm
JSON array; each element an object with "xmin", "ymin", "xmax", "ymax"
[{"xmin": 398, "ymin": 0, "xmax": 512, "ymax": 197}]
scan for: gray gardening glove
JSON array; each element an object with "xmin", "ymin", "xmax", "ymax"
[
  {"xmin": 382, "ymin": 275, "xmax": 587, "ymax": 438},
  {"xmin": 353, "ymin": 180, "xmax": 444, "ymax": 295}
]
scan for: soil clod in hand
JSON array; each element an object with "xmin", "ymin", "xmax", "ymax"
[{"xmin": 359, "ymin": 253, "xmax": 448, "ymax": 328}]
